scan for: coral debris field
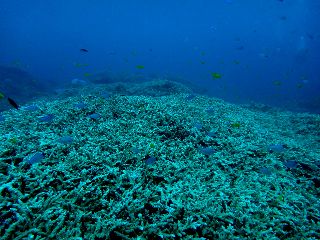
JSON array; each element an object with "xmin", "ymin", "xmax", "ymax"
[{"xmin": 0, "ymin": 83, "xmax": 320, "ymax": 239}]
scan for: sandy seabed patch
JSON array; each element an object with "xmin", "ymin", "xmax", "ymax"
[{"xmin": 0, "ymin": 91, "xmax": 319, "ymax": 239}]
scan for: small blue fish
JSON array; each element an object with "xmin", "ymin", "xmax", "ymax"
[
  {"xmin": 145, "ymin": 156, "xmax": 157, "ymax": 165},
  {"xmin": 24, "ymin": 152, "xmax": 45, "ymax": 164},
  {"xmin": 74, "ymin": 102, "xmax": 86, "ymax": 109},
  {"xmin": 89, "ymin": 113, "xmax": 101, "ymax": 120},
  {"xmin": 206, "ymin": 108, "xmax": 215, "ymax": 114},
  {"xmin": 207, "ymin": 129, "xmax": 217, "ymax": 137},
  {"xmin": 186, "ymin": 94, "xmax": 196, "ymax": 101},
  {"xmin": 284, "ymin": 160, "xmax": 298, "ymax": 169},
  {"xmin": 38, "ymin": 114, "xmax": 55, "ymax": 123},
  {"xmin": 57, "ymin": 136, "xmax": 73, "ymax": 144},
  {"xmin": 194, "ymin": 122, "xmax": 203, "ymax": 130},
  {"xmin": 101, "ymin": 92, "xmax": 110, "ymax": 100},
  {"xmin": 268, "ymin": 144, "xmax": 285, "ymax": 153},
  {"xmin": 131, "ymin": 147, "xmax": 140, "ymax": 154},
  {"xmin": 259, "ymin": 167, "xmax": 272, "ymax": 176},
  {"xmin": 198, "ymin": 147, "xmax": 215, "ymax": 156},
  {"xmin": 23, "ymin": 105, "xmax": 40, "ymax": 111}
]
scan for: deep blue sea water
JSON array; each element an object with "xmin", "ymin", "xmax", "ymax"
[{"xmin": 0, "ymin": 0, "xmax": 319, "ymax": 112}]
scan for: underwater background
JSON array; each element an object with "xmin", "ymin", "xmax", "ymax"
[
  {"xmin": 0, "ymin": 1, "xmax": 320, "ymax": 239},
  {"xmin": 0, "ymin": 0, "xmax": 319, "ymax": 112}
]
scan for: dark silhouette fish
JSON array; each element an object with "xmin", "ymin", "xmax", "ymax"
[
  {"xmin": 236, "ymin": 45, "xmax": 244, "ymax": 50},
  {"xmin": 7, "ymin": 97, "xmax": 19, "ymax": 109},
  {"xmin": 80, "ymin": 48, "xmax": 88, "ymax": 52}
]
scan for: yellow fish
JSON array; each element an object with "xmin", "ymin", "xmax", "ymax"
[
  {"xmin": 296, "ymin": 83, "xmax": 304, "ymax": 89},
  {"xmin": 74, "ymin": 63, "xmax": 89, "ymax": 67},
  {"xmin": 11, "ymin": 59, "xmax": 21, "ymax": 66},
  {"xmin": 273, "ymin": 80, "xmax": 282, "ymax": 86},
  {"xmin": 136, "ymin": 65, "xmax": 145, "ymax": 69},
  {"xmin": 211, "ymin": 72, "xmax": 222, "ymax": 79},
  {"xmin": 231, "ymin": 122, "xmax": 241, "ymax": 128}
]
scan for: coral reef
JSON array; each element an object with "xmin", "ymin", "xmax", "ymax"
[{"xmin": 0, "ymin": 84, "xmax": 319, "ymax": 239}]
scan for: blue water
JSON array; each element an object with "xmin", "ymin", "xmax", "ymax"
[{"xmin": 1, "ymin": 0, "xmax": 319, "ymax": 112}]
